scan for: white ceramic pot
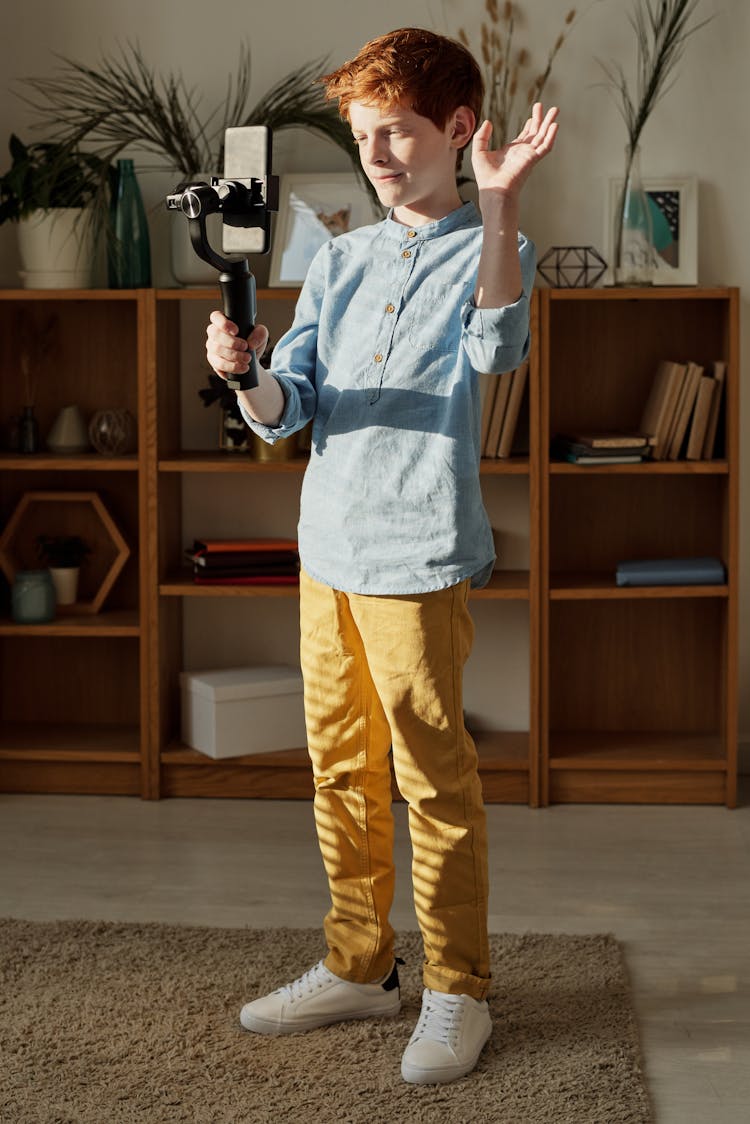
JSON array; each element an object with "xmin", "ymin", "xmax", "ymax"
[
  {"xmin": 48, "ymin": 566, "xmax": 79, "ymax": 606},
  {"xmin": 17, "ymin": 209, "xmax": 94, "ymax": 288}
]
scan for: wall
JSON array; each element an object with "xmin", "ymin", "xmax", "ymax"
[{"xmin": 2, "ymin": 0, "xmax": 748, "ymax": 743}]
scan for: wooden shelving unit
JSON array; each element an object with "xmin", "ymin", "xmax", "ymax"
[
  {"xmin": 0, "ymin": 284, "xmax": 739, "ymax": 805},
  {"xmin": 539, "ymin": 287, "xmax": 739, "ymax": 806},
  {"xmin": 0, "ymin": 288, "xmax": 147, "ymax": 796}
]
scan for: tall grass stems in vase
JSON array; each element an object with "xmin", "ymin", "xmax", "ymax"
[{"xmin": 600, "ymin": 0, "xmax": 712, "ymax": 284}]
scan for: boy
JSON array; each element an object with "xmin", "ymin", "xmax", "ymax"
[{"xmin": 205, "ymin": 27, "xmax": 558, "ymax": 1084}]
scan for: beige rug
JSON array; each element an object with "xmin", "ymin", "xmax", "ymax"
[{"xmin": 0, "ymin": 920, "xmax": 651, "ymax": 1124}]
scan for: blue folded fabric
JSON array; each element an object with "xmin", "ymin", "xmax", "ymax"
[{"xmin": 615, "ymin": 557, "xmax": 726, "ymax": 586}]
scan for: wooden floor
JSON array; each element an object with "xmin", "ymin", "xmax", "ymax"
[{"xmin": 1, "ymin": 786, "xmax": 748, "ymax": 1123}]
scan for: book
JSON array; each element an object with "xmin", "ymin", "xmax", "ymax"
[
  {"xmin": 685, "ymin": 376, "xmax": 716, "ymax": 460},
  {"xmin": 497, "ymin": 359, "xmax": 529, "ymax": 458},
  {"xmin": 561, "ymin": 431, "xmax": 649, "ymax": 449},
  {"xmin": 193, "ymin": 574, "xmax": 299, "ymax": 586},
  {"xmin": 639, "ymin": 359, "xmax": 688, "ymax": 460},
  {"xmin": 666, "ymin": 361, "xmax": 703, "ymax": 460},
  {"xmin": 562, "ymin": 453, "xmax": 645, "ymax": 465},
  {"xmin": 701, "ymin": 360, "xmax": 727, "ymax": 459},
  {"xmin": 484, "ymin": 370, "xmax": 514, "ymax": 457},
  {"xmin": 615, "ymin": 557, "xmax": 726, "ymax": 586},
  {"xmin": 479, "ymin": 374, "xmax": 498, "ymax": 455},
  {"xmin": 188, "ymin": 549, "xmax": 300, "ymax": 570},
  {"xmin": 191, "ymin": 535, "xmax": 299, "ymax": 553}
]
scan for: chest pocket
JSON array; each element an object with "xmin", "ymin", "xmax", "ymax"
[{"xmin": 407, "ymin": 283, "xmax": 467, "ymax": 355}]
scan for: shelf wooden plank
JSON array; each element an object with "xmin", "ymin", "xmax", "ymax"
[
  {"xmin": 549, "ymin": 573, "xmax": 728, "ymax": 600},
  {"xmin": 547, "ymin": 286, "xmax": 733, "ymax": 302},
  {"xmin": 159, "ymin": 570, "xmax": 529, "ymax": 600},
  {"xmin": 473, "ymin": 571, "xmax": 530, "ymax": 599},
  {"xmin": 0, "ymin": 289, "xmax": 141, "ymax": 301},
  {"xmin": 0, "ymin": 609, "xmax": 140, "ymax": 636},
  {"xmin": 160, "ymin": 730, "xmax": 531, "ymax": 802},
  {"xmin": 156, "ymin": 288, "xmax": 300, "ymax": 301},
  {"xmin": 549, "ymin": 459, "xmax": 729, "ymax": 475},
  {"xmin": 549, "ymin": 731, "xmax": 726, "ymax": 771},
  {"xmin": 0, "ymin": 453, "xmax": 138, "ymax": 471},
  {"xmin": 479, "ymin": 457, "xmax": 530, "ymax": 475},
  {"xmin": 159, "ymin": 452, "xmax": 307, "ymax": 473},
  {"xmin": 0, "ymin": 722, "xmax": 140, "ymax": 761}
]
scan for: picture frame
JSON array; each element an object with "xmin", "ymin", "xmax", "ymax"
[
  {"xmin": 269, "ymin": 173, "xmax": 380, "ymax": 287},
  {"xmin": 604, "ymin": 176, "xmax": 698, "ymax": 285}
]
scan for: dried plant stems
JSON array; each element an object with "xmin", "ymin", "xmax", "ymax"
[{"xmin": 457, "ymin": 1, "xmax": 577, "ymax": 149}]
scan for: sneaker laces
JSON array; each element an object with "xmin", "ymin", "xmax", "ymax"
[
  {"xmin": 279, "ymin": 960, "xmax": 332, "ymax": 1002},
  {"xmin": 412, "ymin": 990, "xmax": 464, "ymax": 1048}
]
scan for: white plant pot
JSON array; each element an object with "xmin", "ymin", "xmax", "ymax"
[
  {"xmin": 17, "ymin": 208, "xmax": 94, "ymax": 289},
  {"xmin": 48, "ymin": 566, "xmax": 80, "ymax": 606}
]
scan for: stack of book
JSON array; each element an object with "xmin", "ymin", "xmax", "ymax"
[
  {"xmin": 479, "ymin": 360, "xmax": 529, "ymax": 458},
  {"xmin": 551, "ymin": 432, "xmax": 651, "ymax": 464},
  {"xmin": 186, "ymin": 539, "xmax": 300, "ymax": 585},
  {"xmin": 638, "ymin": 358, "xmax": 726, "ymax": 461}
]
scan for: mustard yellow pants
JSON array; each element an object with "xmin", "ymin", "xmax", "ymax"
[{"xmin": 299, "ymin": 568, "xmax": 490, "ymax": 1001}]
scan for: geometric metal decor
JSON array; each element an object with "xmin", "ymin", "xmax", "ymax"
[
  {"xmin": 537, "ymin": 246, "xmax": 608, "ymax": 288},
  {"xmin": 0, "ymin": 490, "xmax": 130, "ymax": 614}
]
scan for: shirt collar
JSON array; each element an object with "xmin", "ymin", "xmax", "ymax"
[{"xmin": 381, "ymin": 200, "xmax": 479, "ymax": 241}]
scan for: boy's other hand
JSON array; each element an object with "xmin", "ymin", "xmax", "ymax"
[
  {"xmin": 471, "ymin": 103, "xmax": 559, "ymax": 203},
  {"xmin": 205, "ymin": 311, "xmax": 269, "ymax": 380}
]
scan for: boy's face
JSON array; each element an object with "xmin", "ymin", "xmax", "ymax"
[{"xmin": 348, "ymin": 101, "xmax": 472, "ymax": 224}]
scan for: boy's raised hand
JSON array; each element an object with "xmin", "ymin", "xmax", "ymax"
[{"xmin": 471, "ymin": 103, "xmax": 559, "ymax": 201}]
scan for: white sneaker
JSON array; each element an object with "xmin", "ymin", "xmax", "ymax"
[
  {"xmin": 239, "ymin": 959, "xmax": 402, "ymax": 1035},
  {"xmin": 401, "ymin": 988, "xmax": 492, "ymax": 1084}
]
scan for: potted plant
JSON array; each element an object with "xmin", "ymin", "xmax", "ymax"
[
  {"xmin": 36, "ymin": 533, "xmax": 91, "ymax": 605},
  {"xmin": 0, "ymin": 135, "xmax": 108, "ymax": 288},
  {"xmin": 16, "ymin": 43, "xmax": 370, "ymax": 283}
]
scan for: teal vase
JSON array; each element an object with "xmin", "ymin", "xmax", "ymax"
[{"xmin": 108, "ymin": 159, "xmax": 151, "ymax": 288}]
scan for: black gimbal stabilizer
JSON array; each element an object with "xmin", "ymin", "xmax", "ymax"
[{"xmin": 166, "ymin": 126, "xmax": 279, "ymax": 391}]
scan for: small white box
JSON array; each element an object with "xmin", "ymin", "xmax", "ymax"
[{"xmin": 180, "ymin": 665, "xmax": 306, "ymax": 759}]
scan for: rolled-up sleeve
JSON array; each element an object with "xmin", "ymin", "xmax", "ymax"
[{"xmin": 461, "ymin": 233, "xmax": 536, "ymax": 374}]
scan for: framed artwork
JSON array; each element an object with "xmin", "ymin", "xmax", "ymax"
[
  {"xmin": 269, "ymin": 173, "xmax": 380, "ymax": 287},
  {"xmin": 604, "ymin": 176, "xmax": 698, "ymax": 285}
]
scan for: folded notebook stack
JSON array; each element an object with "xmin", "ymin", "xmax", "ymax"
[
  {"xmin": 550, "ymin": 432, "xmax": 652, "ymax": 465},
  {"xmin": 186, "ymin": 539, "xmax": 300, "ymax": 585}
]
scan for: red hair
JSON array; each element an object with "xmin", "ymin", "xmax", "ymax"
[{"xmin": 320, "ymin": 27, "xmax": 484, "ymax": 147}]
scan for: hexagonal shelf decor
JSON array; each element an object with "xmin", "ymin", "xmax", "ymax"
[{"xmin": 0, "ymin": 491, "xmax": 130, "ymax": 614}]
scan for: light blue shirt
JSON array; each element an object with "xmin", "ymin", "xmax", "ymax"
[{"xmin": 241, "ymin": 201, "xmax": 535, "ymax": 595}]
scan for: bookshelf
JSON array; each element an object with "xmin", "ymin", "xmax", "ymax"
[
  {"xmin": 147, "ymin": 287, "xmax": 538, "ymax": 804},
  {"xmin": 0, "ymin": 290, "xmax": 147, "ymax": 796},
  {"xmin": 540, "ymin": 287, "xmax": 739, "ymax": 806},
  {"xmin": 0, "ymin": 285, "xmax": 739, "ymax": 805}
]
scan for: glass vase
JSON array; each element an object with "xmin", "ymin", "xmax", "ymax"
[
  {"xmin": 613, "ymin": 146, "xmax": 654, "ymax": 286},
  {"xmin": 108, "ymin": 159, "xmax": 152, "ymax": 288}
]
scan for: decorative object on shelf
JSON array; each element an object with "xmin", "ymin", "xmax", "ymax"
[
  {"xmin": 107, "ymin": 159, "xmax": 151, "ymax": 288},
  {"xmin": 18, "ymin": 405, "xmax": 39, "ymax": 454},
  {"xmin": 605, "ymin": 175, "xmax": 697, "ymax": 285},
  {"xmin": 36, "ymin": 533, "xmax": 91, "ymax": 606},
  {"xmin": 11, "ymin": 569, "xmax": 56, "ymax": 624},
  {"xmin": 46, "ymin": 404, "xmax": 90, "ymax": 454},
  {"xmin": 16, "ymin": 44, "xmax": 371, "ymax": 284},
  {"xmin": 88, "ymin": 408, "xmax": 137, "ymax": 456},
  {"xmin": 199, "ymin": 372, "xmax": 251, "ymax": 453},
  {"xmin": 537, "ymin": 246, "xmax": 607, "ymax": 288},
  {"xmin": 599, "ymin": 0, "xmax": 712, "ymax": 286},
  {"xmin": 0, "ymin": 490, "xmax": 130, "ymax": 614},
  {"xmin": 455, "ymin": 3, "xmax": 579, "ymax": 150},
  {"xmin": 250, "ymin": 431, "xmax": 300, "ymax": 462},
  {"xmin": 0, "ymin": 135, "xmax": 105, "ymax": 288},
  {"xmin": 270, "ymin": 174, "xmax": 380, "ymax": 286}
]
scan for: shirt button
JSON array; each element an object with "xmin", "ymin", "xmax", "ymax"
[
  {"xmin": 374, "ymin": 353, "xmax": 383, "ymax": 363},
  {"xmin": 407, "ymin": 230, "xmax": 417, "ymax": 238},
  {"xmin": 402, "ymin": 249, "xmax": 412, "ymax": 259},
  {"xmin": 385, "ymin": 303, "xmax": 395, "ymax": 313}
]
